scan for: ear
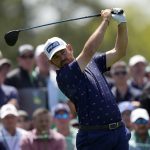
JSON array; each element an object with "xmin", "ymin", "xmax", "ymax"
[{"xmin": 66, "ymin": 44, "xmax": 73, "ymax": 52}]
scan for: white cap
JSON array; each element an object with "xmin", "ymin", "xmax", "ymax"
[
  {"xmin": 52, "ymin": 103, "xmax": 70, "ymax": 116},
  {"xmin": 35, "ymin": 44, "xmax": 45, "ymax": 58},
  {"xmin": 19, "ymin": 44, "xmax": 34, "ymax": 56},
  {"xmin": 130, "ymin": 108, "xmax": 149, "ymax": 123},
  {"xmin": 0, "ymin": 58, "xmax": 11, "ymax": 68},
  {"xmin": 44, "ymin": 37, "xmax": 67, "ymax": 60},
  {"xmin": 0, "ymin": 104, "xmax": 18, "ymax": 119},
  {"xmin": 129, "ymin": 55, "xmax": 147, "ymax": 67},
  {"xmin": 118, "ymin": 101, "xmax": 134, "ymax": 113}
]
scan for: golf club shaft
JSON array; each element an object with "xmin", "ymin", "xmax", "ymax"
[{"xmin": 19, "ymin": 13, "xmax": 101, "ymax": 32}]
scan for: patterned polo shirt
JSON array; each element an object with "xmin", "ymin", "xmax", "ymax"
[{"xmin": 56, "ymin": 54, "xmax": 121, "ymax": 126}]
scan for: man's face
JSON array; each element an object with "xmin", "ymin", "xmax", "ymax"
[
  {"xmin": 18, "ymin": 51, "xmax": 34, "ymax": 71},
  {"xmin": 2, "ymin": 115, "xmax": 17, "ymax": 130},
  {"xmin": 112, "ymin": 67, "xmax": 128, "ymax": 84},
  {"xmin": 50, "ymin": 45, "xmax": 74, "ymax": 68},
  {"xmin": 131, "ymin": 62, "xmax": 146, "ymax": 77},
  {"xmin": 54, "ymin": 110, "xmax": 71, "ymax": 128},
  {"xmin": 34, "ymin": 113, "xmax": 51, "ymax": 133},
  {"xmin": 17, "ymin": 116, "xmax": 31, "ymax": 130},
  {"xmin": 133, "ymin": 118, "xmax": 149, "ymax": 135},
  {"xmin": 36, "ymin": 53, "xmax": 50, "ymax": 73}
]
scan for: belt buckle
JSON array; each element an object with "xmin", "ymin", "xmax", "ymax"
[{"xmin": 109, "ymin": 122, "xmax": 118, "ymax": 130}]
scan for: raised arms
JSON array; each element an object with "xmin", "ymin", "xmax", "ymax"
[
  {"xmin": 76, "ymin": 9, "xmax": 112, "ymax": 71},
  {"xmin": 76, "ymin": 8, "xmax": 128, "ymax": 71}
]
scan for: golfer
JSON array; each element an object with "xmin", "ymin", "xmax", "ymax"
[{"xmin": 44, "ymin": 8, "xmax": 129, "ymax": 150}]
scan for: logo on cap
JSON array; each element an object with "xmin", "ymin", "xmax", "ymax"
[{"xmin": 46, "ymin": 41, "xmax": 60, "ymax": 54}]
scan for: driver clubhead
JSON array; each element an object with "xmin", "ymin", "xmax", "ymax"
[{"xmin": 4, "ymin": 30, "xmax": 20, "ymax": 46}]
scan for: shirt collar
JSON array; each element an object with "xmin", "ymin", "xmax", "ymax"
[{"xmin": 32, "ymin": 129, "xmax": 54, "ymax": 140}]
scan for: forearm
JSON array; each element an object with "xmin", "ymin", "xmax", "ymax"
[
  {"xmin": 83, "ymin": 19, "xmax": 109, "ymax": 57},
  {"xmin": 76, "ymin": 9, "xmax": 112, "ymax": 71},
  {"xmin": 115, "ymin": 23, "xmax": 128, "ymax": 57}
]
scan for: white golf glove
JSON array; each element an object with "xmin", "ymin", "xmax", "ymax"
[{"xmin": 112, "ymin": 8, "xmax": 126, "ymax": 24}]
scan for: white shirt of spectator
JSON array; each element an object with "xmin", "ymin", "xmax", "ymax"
[
  {"xmin": 0, "ymin": 127, "xmax": 28, "ymax": 150},
  {"xmin": 48, "ymin": 69, "xmax": 68, "ymax": 110}
]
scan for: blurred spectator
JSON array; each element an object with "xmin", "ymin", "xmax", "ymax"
[
  {"xmin": 33, "ymin": 44, "xmax": 68, "ymax": 110},
  {"xmin": 140, "ymin": 82, "xmax": 150, "ymax": 116},
  {"xmin": 17, "ymin": 110, "xmax": 31, "ymax": 131},
  {"xmin": 0, "ymin": 104, "xmax": 28, "ymax": 150},
  {"xmin": 0, "ymin": 58, "xmax": 19, "ymax": 107},
  {"xmin": 129, "ymin": 108, "xmax": 150, "ymax": 150},
  {"xmin": 33, "ymin": 44, "xmax": 50, "ymax": 87},
  {"xmin": 0, "ymin": 141, "xmax": 6, "ymax": 150},
  {"xmin": 110, "ymin": 61, "xmax": 141, "ymax": 103},
  {"xmin": 128, "ymin": 55, "xmax": 148, "ymax": 91},
  {"xmin": 145, "ymin": 65, "xmax": 150, "ymax": 81},
  {"xmin": 5, "ymin": 44, "xmax": 36, "ymax": 89},
  {"xmin": 53, "ymin": 103, "xmax": 77, "ymax": 150},
  {"xmin": 118, "ymin": 101, "xmax": 135, "ymax": 130},
  {"xmin": 20, "ymin": 108, "xmax": 66, "ymax": 150}
]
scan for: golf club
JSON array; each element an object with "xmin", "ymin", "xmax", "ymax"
[{"xmin": 4, "ymin": 9, "xmax": 123, "ymax": 46}]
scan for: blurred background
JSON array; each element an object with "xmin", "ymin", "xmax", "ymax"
[{"xmin": 0, "ymin": 0, "xmax": 150, "ymax": 66}]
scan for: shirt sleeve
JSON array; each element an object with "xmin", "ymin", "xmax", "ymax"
[
  {"xmin": 93, "ymin": 53, "xmax": 110, "ymax": 73},
  {"xmin": 8, "ymin": 87, "xmax": 19, "ymax": 102}
]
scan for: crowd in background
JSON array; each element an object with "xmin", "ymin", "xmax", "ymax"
[{"xmin": 0, "ymin": 44, "xmax": 150, "ymax": 150}]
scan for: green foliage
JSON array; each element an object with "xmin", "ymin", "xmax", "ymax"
[{"xmin": 0, "ymin": 0, "xmax": 150, "ymax": 67}]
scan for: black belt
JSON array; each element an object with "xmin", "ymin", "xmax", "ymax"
[{"xmin": 79, "ymin": 121, "xmax": 123, "ymax": 131}]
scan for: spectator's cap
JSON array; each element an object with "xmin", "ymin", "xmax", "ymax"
[
  {"xmin": 0, "ymin": 58, "xmax": 11, "ymax": 68},
  {"xmin": 18, "ymin": 44, "xmax": 34, "ymax": 56},
  {"xmin": 52, "ymin": 103, "xmax": 70, "ymax": 116},
  {"xmin": 130, "ymin": 108, "xmax": 149, "ymax": 123},
  {"xmin": 0, "ymin": 104, "xmax": 18, "ymax": 119},
  {"xmin": 18, "ymin": 110, "xmax": 28, "ymax": 117},
  {"xmin": 35, "ymin": 44, "xmax": 45, "ymax": 58},
  {"xmin": 118, "ymin": 101, "xmax": 134, "ymax": 113},
  {"xmin": 129, "ymin": 55, "xmax": 147, "ymax": 67},
  {"xmin": 44, "ymin": 37, "xmax": 67, "ymax": 60}
]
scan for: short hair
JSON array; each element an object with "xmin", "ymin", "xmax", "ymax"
[{"xmin": 32, "ymin": 108, "xmax": 50, "ymax": 119}]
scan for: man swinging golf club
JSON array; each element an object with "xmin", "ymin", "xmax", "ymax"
[{"xmin": 44, "ymin": 8, "xmax": 129, "ymax": 150}]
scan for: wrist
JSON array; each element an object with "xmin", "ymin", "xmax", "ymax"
[{"xmin": 103, "ymin": 18, "xmax": 110, "ymax": 25}]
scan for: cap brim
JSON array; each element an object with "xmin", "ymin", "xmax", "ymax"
[
  {"xmin": 1, "ymin": 112, "xmax": 18, "ymax": 119},
  {"xmin": 130, "ymin": 60, "xmax": 147, "ymax": 67},
  {"xmin": 48, "ymin": 45, "xmax": 66, "ymax": 60},
  {"xmin": 0, "ymin": 59, "xmax": 11, "ymax": 67},
  {"xmin": 132, "ymin": 115, "xmax": 149, "ymax": 123},
  {"xmin": 19, "ymin": 49, "xmax": 33, "ymax": 56}
]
